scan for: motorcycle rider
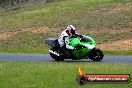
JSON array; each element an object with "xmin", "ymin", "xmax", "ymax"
[{"xmin": 58, "ymin": 25, "xmax": 82, "ymax": 50}]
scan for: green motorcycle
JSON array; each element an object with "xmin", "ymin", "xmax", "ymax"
[{"xmin": 45, "ymin": 35, "xmax": 104, "ymax": 61}]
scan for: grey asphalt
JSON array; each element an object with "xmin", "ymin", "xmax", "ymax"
[{"xmin": 0, "ymin": 53, "xmax": 132, "ymax": 64}]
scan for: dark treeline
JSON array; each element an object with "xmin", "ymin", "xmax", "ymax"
[
  {"xmin": 0, "ymin": 0, "xmax": 52, "ymax": 8},
  {"xmin": 0, "ymin": 0, "xmax": 28, "ymax": 7}
]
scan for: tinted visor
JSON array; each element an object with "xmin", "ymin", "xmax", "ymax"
[{"xmin": 71, "ymin": 30, "xmax": 75, "ymax": 35}]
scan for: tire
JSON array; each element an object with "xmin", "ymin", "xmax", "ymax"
[
  {"xmin": 50, "ymin": 53, "xmax": 64, "ymax": 61},
  {"xmin": 88, "ymin": 48, "xmax": 104, "ymax": 61}
]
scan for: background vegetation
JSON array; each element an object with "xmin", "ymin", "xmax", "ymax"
[
  {"xmin": 0, "ymin": 1, "xmax": 132, "ymax": 88},
  {"xmin": 0, "ymin": 0, "xmax": 131, "ymax": 54}
]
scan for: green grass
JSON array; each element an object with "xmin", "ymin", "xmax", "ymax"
[
  {"xmin": 0, "ymin": 0, "xmax": 132, "ymax": 54},
  {"xmin": 0, "ymin": 62, "xmax": 132, "ymax": 88},
  {"xmin": 0, "ymin": 47, "xmax": 132, "ymax": 56},
  {"xmin": 0, "ymin": 0, "xmax": 131, "ymax": 32},
  {"xmin": 0, "ymin": 31, "xmax": 131, "ymax": 55},
  {"xmin": 91, "ymin": 31, "xmax": 132, "ymax": 44},
  {"xmin": 0, "ymin": 48, "xmax": 48, "ymax": 54},
  {"xmin": 103, "ymin": 50, "xmax": 132, "ymax": 56},
  {"xmin": 0, "ymin": 32, "xmax": 50, "ymax": 54}
]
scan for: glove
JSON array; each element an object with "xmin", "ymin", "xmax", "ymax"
[{"xmin": 78, "ymin": 35, "xmax": 83, "ymax": 38}]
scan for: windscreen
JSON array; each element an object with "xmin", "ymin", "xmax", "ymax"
[{"xmin": 80, "ymin": 36, "xmax": 92, "ymax": 42}]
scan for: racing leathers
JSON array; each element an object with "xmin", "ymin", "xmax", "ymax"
[
  {"xmin": 58, "ymin": 30, "xmax": 74, "ymax": 50},
  {"xmin": 58, "ymin": 29, "xmax": 82, "ymax": 50}
]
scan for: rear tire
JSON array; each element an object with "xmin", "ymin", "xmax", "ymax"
[
  {"xmin": 88, "ymin": 48, "xmax": 104, "ymax": 61},
  {"xmin": 50, "ymin": 52, "xmax": 64, "ymax": 61}
]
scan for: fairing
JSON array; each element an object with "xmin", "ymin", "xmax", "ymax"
[{"xmin": 69, "ymin": 35, "xmax": 96, "ymax": 59}]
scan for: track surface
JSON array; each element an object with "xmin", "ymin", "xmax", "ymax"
[{"xmin": 0, "ymin": 53, "xmax": 132, "ymax": 64}]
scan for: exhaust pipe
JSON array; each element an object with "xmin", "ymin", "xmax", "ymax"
[{"xmin": 49, "ymin": 50, "xmax": 60, "ymax": 56}]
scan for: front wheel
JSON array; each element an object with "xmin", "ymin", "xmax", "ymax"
[{"xmin": 88, "ymin": 48, "xmax": 104, "ymax": 61}]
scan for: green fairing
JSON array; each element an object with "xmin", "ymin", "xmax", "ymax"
[
  {"xmin": 69, "ymin": 35, "xmax": 96, "ymax": 59},
  {"xmin": 72, "ymin": 48, "xmax": 90, "ymax": 59},
  {"xmin": 69, "ymin": 38, "xmax": 80, "ymax": 47},
  {"xmin": 82, "ymin": 35, "xmax": 96, "ymax": 46}
]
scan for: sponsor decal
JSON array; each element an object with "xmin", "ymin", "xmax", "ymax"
[{"xmin": 76, "ymin": 67, "xmax": 131, "ymax": 85}]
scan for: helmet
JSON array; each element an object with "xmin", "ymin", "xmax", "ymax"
[{"xmin": 66, "ymin": 25, "xmax": 76, "ymax": 35}]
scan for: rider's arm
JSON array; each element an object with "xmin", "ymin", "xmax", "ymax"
[
  {"xmin": 74, "ymin": 33, "xmax": 83, "ymax": 38},
  {"xmin": 64, "ymin": 36, "xmax": 74, "ymax": 50}
]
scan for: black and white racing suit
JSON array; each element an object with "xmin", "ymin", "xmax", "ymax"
[{"xmin": 58, "ymin": 29, "xmax": 74, "ymax": 50}]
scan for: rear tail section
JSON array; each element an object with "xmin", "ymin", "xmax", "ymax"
[{"xmin": 45, "ymin": 38, "xmax": 58, "ymax": 47}]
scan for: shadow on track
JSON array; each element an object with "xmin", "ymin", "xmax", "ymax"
[{"xmin": 51, "ymin": 59, "xmax": 103, "ymax": 63}]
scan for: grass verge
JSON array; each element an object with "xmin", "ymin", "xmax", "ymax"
[
  {"xmin": 103, "ymin": 50, "xmax": 132, "ymax": 56},
  {"xmin": 0, "ymin": 48, "xmax": 132, "ymax": 56},
  {"xmin": 0, "ymin": 62, "xmax": 132, "ymax": 88}
]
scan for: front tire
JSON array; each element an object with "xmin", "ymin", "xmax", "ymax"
[{"xmin": 88, "ymin": 48, "xmax": 104, "ymax": 61}]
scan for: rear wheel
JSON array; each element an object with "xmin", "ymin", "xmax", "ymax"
[
  {"xmin": 50, "ymin": 53, "xmax": 64, "ymax": 61},
  {"xmin": 49, "ymin": 48, "xmax": 64, "ymax": 61},
  {"xmin": 88, "ymin": 48, "xmax": 104, "ymax": 61}
]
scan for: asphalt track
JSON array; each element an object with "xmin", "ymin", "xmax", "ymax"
[{"xmin": 0, "ymin": 53, "xmax": 132, "ymax": 64}]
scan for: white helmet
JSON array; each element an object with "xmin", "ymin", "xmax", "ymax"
[
  {"xmin": 67, "ymin": 25, "xmax": 75, "ymax": 30},
  {"xmin": 66, "ymin": 25, "xmax": 76, "ymax": 35}
]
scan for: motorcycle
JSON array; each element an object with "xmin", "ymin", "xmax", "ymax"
[{"xmin": 45, "ymin": 35, "xmax": 104, "ymax": 61}]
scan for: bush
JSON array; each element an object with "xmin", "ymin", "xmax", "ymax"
[{"xmin": 0, "ymin": 0, "xmax": 52, "ymax": 8}]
